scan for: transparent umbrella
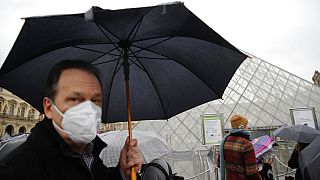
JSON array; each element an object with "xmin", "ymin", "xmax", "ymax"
[
  {"xmin": 0, "ymin": 134, "xmax": 28, "ymax": 161},
  {"xmin": 98, "ymin": 130, "xmax": 172, "ymax": 167}
]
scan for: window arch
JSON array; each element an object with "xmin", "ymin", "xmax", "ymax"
[
  {"xmin": 19, "ymin": 126, "xmax": 26, "ymax": 134},
  {"xmin": 5, "ymin": 125, "xmax": 14, "ymax": 136}
]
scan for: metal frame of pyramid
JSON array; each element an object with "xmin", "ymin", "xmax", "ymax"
[{"xmin": 134, "ymin": 52, "xmax": 320, "ymax": 151}]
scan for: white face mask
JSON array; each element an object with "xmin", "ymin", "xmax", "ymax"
[{"xmin": 51, "ymin": 100, "xmax": 102, "ymax": 144}]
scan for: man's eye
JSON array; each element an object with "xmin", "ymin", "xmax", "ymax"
[{"xmin": 70, "ymin": 98, "xmax": 81, "ymax": 102}]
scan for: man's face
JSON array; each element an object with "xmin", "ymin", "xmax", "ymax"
[{"xmin": 44, "ymin": 68, "xmax": 102, "ymax": 127}]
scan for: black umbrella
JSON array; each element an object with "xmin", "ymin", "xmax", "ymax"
[
  {"xmin": 273, "ymin": 125, "xmax": 320, "ymax": 143},
  {"xmin": 0, "ymin": 3, "xmax": 246, "ymax": 178},
  {"xmin": 299, "ymin": 136, "xmax": 320, "ymax": 180},
  {"xmin": 0, "ymin": 2, "xmax": 246, "ymax": 122}
]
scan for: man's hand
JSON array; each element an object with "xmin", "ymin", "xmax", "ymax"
[
  {"xmin": 119, "ymin": 136, "xmax": 144, "ymax": 177},
  {"xmin": 263, "ymin": 157, "xmax": 274, "ymax": 165}
]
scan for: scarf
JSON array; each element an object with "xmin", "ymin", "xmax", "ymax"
[{"xmin": 220, "ymin": 128, "xmax": 250, "ymax": 180}]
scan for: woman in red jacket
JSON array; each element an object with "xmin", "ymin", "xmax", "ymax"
[{"xmin": 219, "ymin": 114, "xmax": 261, "ymax": 180}]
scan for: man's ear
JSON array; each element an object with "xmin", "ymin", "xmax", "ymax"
[{"xmin": 43, "ymin": 97, "xmax": 53, "ymax": 119}]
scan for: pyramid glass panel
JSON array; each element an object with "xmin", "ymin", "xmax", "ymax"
[{"xmin": 134, "ymin": 53, "xmax": 320, "ymax": 151}]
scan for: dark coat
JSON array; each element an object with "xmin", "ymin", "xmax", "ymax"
[
  {"xmin": 0, "ymin": 118, "xmax": 123, "ymax": 180},
  {"xmin": 259, "ymin": 163, "xmax": 274, "ymax": 180},
  {"xmin": 288, "ymin": 143, "xmax": 310, "ymax": 180}
]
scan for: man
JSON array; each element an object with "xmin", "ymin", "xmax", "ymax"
[
  {"xmin": 219, "ymin": 114, "xmax": 261, "ymax": 180},
  {"xmin": 0, "ymin": 60, "xmax": 144, "ymax": 180}
]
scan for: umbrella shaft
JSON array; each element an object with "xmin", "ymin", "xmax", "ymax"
[
  {"xmin": 123, "ymin": 48, "xmax": 129, "ymax": 81},
  {"xmin": 126, "ymin": 80, "xmax": 136, "ymax": 180},
  {"xmin": 125, "ymin": 80, "xmax": 133, "ymax": 141}
]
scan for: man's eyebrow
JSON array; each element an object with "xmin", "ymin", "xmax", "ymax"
[
  {"xmin": 67, "ymin": 91, "xmax": 102, "ymax": 98},
  {"xmin": 68, "ymin": 92, "xmax": 82, "ymax": 97}
]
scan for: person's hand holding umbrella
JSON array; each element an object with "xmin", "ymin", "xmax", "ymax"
[{"xmin": 119, "ymin": 137, "xmax": 144, "ymax": 178}]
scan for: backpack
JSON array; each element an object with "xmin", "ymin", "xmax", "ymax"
[{"xmin": 138, "ymin": 159, "xmax": 184, "ymax": 180}]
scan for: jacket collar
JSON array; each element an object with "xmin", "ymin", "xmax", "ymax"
[{"xmin": 27, "ymin": 118, "xmax": 107, "ymax": 157}]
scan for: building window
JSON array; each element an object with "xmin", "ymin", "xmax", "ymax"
[
  {"xmin": 28, "ymin": 109, "xmax": 35, "ymax": 119},
  {"xmin": 3, "ymin": 105, "xmax": 7, "ymax": 114},
  {"xmin": 21, "ymin": 106, "xmax": 26, "ymax": 117},
  {"xmin": 9, "ymin": 104, "xmax": 14, "ymax": 115}
]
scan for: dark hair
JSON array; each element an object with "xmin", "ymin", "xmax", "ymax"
[
  {"xmin": 45, "ymin": 60, "xmax": 102, "ymax": 100},
  {"xmin": 294, "ymin": 142, "xmax": 309, "ymax": 151}
]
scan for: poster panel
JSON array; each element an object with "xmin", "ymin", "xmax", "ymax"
[
  {"xmin": 290, "ymin": 107, "xmax": 318, "ymax": 129},
  {"xmin": 202, "ymin": 114, "xmax": 223, "ymax": 145}
]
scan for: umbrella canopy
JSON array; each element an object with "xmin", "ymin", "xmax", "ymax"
[
  {"xmin": 299, "ymin": 136, "xmax": 320, "ymax": 180},
  {"xmin": 273, "ymin": 125, "xmax": 320, "ymax": 143},
  {"xmin": 251, "ymin": 135, "xmax": 275, "ymax": 158},
  {"xmin": 0, "ymin": 2, "xmax": 246, "ymax": 123},
  {"xmin": 0, "ymin": 134, "xmax": 28, "ymax": 161},
  {"xmin": 99, "ymin": 130, "xmax": 172, "ymax": 167}
]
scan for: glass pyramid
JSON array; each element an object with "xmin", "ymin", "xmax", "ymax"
[{"xmin": 133, "ymin": 52, "xmax": 320, "ymax": 151}]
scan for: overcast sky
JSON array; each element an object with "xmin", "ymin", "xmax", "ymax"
[{"xmin": 0, "ymin": 0, "xmax": 319, "ymax": 82}]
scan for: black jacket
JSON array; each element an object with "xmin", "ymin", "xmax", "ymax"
[
  {"xmin": 288, "ymin": 143, "xmax": 310, "ymax": 180},
  {"xmin": 0, "ymin": 118, "xmax": 123, "ymax": 180}
]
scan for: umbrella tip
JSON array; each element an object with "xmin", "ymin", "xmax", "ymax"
[
  {"xmin": 84, "ymin": 6, "xmax": 103, "ymax": 21},
  {"xmin": 156, "ymin": 1, "xmax": 183, "ymax": 6}
]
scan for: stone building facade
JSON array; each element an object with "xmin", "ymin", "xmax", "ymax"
[
  {"xmin": 0, "ymin": 88, "xmax": 43, "ymax": 137},
  {"xmin": 313, "ymin": 70, "xmax": 320, "ymax": 87}
]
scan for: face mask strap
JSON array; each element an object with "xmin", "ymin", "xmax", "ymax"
[
  {"xmin": 49, "ymin": 98, "xmax": 64, "ymax": 117},
  {"xmin": 51, "ymin": 118, "xmax": 70, "ymax": 135}
]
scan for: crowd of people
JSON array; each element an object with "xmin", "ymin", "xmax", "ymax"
[{"xmin": 218, "ymin": 114, "xmax": 316, "ymax": 180}]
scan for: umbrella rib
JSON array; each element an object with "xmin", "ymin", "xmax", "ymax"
[
  {"xmin": 102, "ymin": 51, "xmax": 123, "ymax": 120},
  {"xmin": 132, "ymin": 44, "xmax": 222, "ymax": 97},
  {"xmin": 95, "ymin": 24, "xmax": 123, "ymax": 55},
  {"xmin": 129, "ymin": 37, "xmax": 173, "ymax": 56},
  {"xmin": 127, "ymin": 57, "xmax": 144, "ymax": 71},
  {"xmin": 92, "ymin": 58, "xmax": 121, "ymax": 66},
  {"xmin": 128, "ymin": 17, "xmax": 143, "ymax": 42},
  {"xmin": 71, "ymin": 45, "xmax": 123, "ymax": 66},
  {"xmin": 127, "ymin": 5, "xmax": 156, "ymax": 42},
  {"xmin": 72, "ymin": 45, "xmax": 118, "ymax": 55},
  {"xmin": 72, "ymin": 42, "xmax": 118, "ymax": 45},
  {"xmin": 89, "ymin": 53, "xmax": 112, "ymax": 64},
  {"xmin": 128, "ymin": 56, "xmax": 171, "ymax": 61},
  {"xmin": 132, "ymin": 36, "xmax": 175, "ymax": 43},
  {"xmin": 128, "ymin": 48, "xmax": 168, "ymax": 118},
  {"xmin": 96, "ymin": 23, "xmax": 120, "ymax": 42}
]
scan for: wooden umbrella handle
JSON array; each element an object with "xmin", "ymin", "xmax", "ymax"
[{"xmin": 126, "ymin": 80, "xmax": 136, "ymax": 180}]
